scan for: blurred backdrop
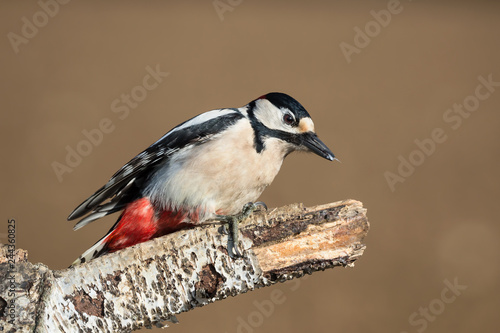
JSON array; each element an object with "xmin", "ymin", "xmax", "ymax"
[{"xmin": 1, "ymin": 1, "xmax": 499, "ymax": 332}]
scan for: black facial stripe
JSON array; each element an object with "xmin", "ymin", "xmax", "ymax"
[
  {"xmin": 246, "ymin": 101, "xmax": 265, "ymax": 153},
  {"xmin": 247, "ymin": 102, "xmax": 302, "ymax": 153},
  {"xmin": 265, "ymin": 128, "xmax": 301, "ymax": 145}
]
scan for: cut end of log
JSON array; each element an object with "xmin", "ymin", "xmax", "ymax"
[{"xmin": 242, "ymin": 199, "xmax": 369, "ymax": 281}]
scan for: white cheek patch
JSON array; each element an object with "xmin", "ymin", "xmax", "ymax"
[
  {"xmin": 254, "ymin": 99, "xmax": 284, "ymax": 130},
  {"xmin": 299, "ymin": 118, "xmax": 315, "ymax": 133},
  {"xmin": 254, "ymin": 100, "xmax": 316, "ymax": 134}
]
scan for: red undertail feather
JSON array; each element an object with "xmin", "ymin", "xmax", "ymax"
[
  {"xmin": 103, "ymin": 198, "xmax": 194, "ymax": 254},
  {"xmin": 103, "ymin": 198, "xmax": 157, "ymax": 253},
  {"xmin": 72, "ymin": 198, "xmax": 201, "ymax": 266}
]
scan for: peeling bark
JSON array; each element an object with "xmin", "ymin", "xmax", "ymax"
[{"xmin": 0, "ymin": 199, "xmax": 369, "ymax": 332}]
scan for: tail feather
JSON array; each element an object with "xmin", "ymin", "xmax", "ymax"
[
  {"xmin": 68, "ymin": 177, "xmax": 137, "ymax": 221},
  {"xmin": 73, "ymin": 211, "xmax": 109, "ymax": 231},
  {"xmin": 71, "ymin": 234, "xmax": 108, "ymax": 266},
  {"xmin": 72, "ymin": 201, "xmax": 125, "ymax": 231}
]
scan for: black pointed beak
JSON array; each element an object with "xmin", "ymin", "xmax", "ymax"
[{"xmin": 301, "ymin": 132, "xmax": 335, "ymax": 161}]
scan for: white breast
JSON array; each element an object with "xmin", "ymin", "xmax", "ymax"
[{"xmin": 145, "ymin": 119, "xmax": 292, "ymax": 219}]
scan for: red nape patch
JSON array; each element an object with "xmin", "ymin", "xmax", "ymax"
[{"xmin": 258, "ymin": 94, "xmax": 267, "ymax": 100}]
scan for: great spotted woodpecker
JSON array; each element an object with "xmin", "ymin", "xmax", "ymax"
[{"xmin": 68, "ymin": 92, "xmax": 334, "ymax": 265}]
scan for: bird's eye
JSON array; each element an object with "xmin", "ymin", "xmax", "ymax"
[{"xmin": 283, "ymin": 114, "xmax": 294, "ymax": 125}]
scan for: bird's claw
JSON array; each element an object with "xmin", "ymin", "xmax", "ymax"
[
  {"xmin": 222, "ymin": 216, "xmax": 242, "ymax": 258},
  {"xmin": 228, "ymin": 238, "xmax": 243, "ymax": 258},
  {"xmin": 253, "ymin": 201, "xmax": 268, "ymax": 211},
  {"xmin": 219, "ymin": 224, "xmax": 229, "ymax": 235},
  {"xmin": 217, "ymin": 201, "xmax": 268, "ymax": 259}
]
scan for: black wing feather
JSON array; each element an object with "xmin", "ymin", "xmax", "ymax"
[
  {"xmin": 68, "ymin": 109, "xmax": 245, "ymax": 225},
  {"xmin": 67, "ymin": 146, "xmax": 168, "ymax": 220}
]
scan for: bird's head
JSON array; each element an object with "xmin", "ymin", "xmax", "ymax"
[{"xmin": 246, "ymin": 92, "xmax": 334, "ymax": 161}]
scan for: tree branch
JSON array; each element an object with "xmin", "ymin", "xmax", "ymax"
[{"xmin": 0, "ymin": 199, "xmax": 369, "ymax": 332}]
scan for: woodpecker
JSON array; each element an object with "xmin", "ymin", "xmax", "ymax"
[{"xmin": 68, "ymin": 92, "xmax": 334, "ymax": 265}]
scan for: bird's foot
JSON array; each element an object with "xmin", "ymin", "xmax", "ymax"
[{"xmin": 217, "ymin": 201, "xmax": 267, "ymax": 258}]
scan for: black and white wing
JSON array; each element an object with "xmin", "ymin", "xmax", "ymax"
[{"xmin": 68, "ymin": 108, "xmax": 245, "ymax": 230}]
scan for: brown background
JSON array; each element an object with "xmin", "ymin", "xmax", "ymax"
[{"xmin": 1, "ymin": 1, "xmax": 499, "ymax": 332}]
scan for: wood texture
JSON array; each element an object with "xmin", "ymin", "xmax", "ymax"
[{"xmin": 0, "ymin": 199, "xmax": 369, "ymax": 332}]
